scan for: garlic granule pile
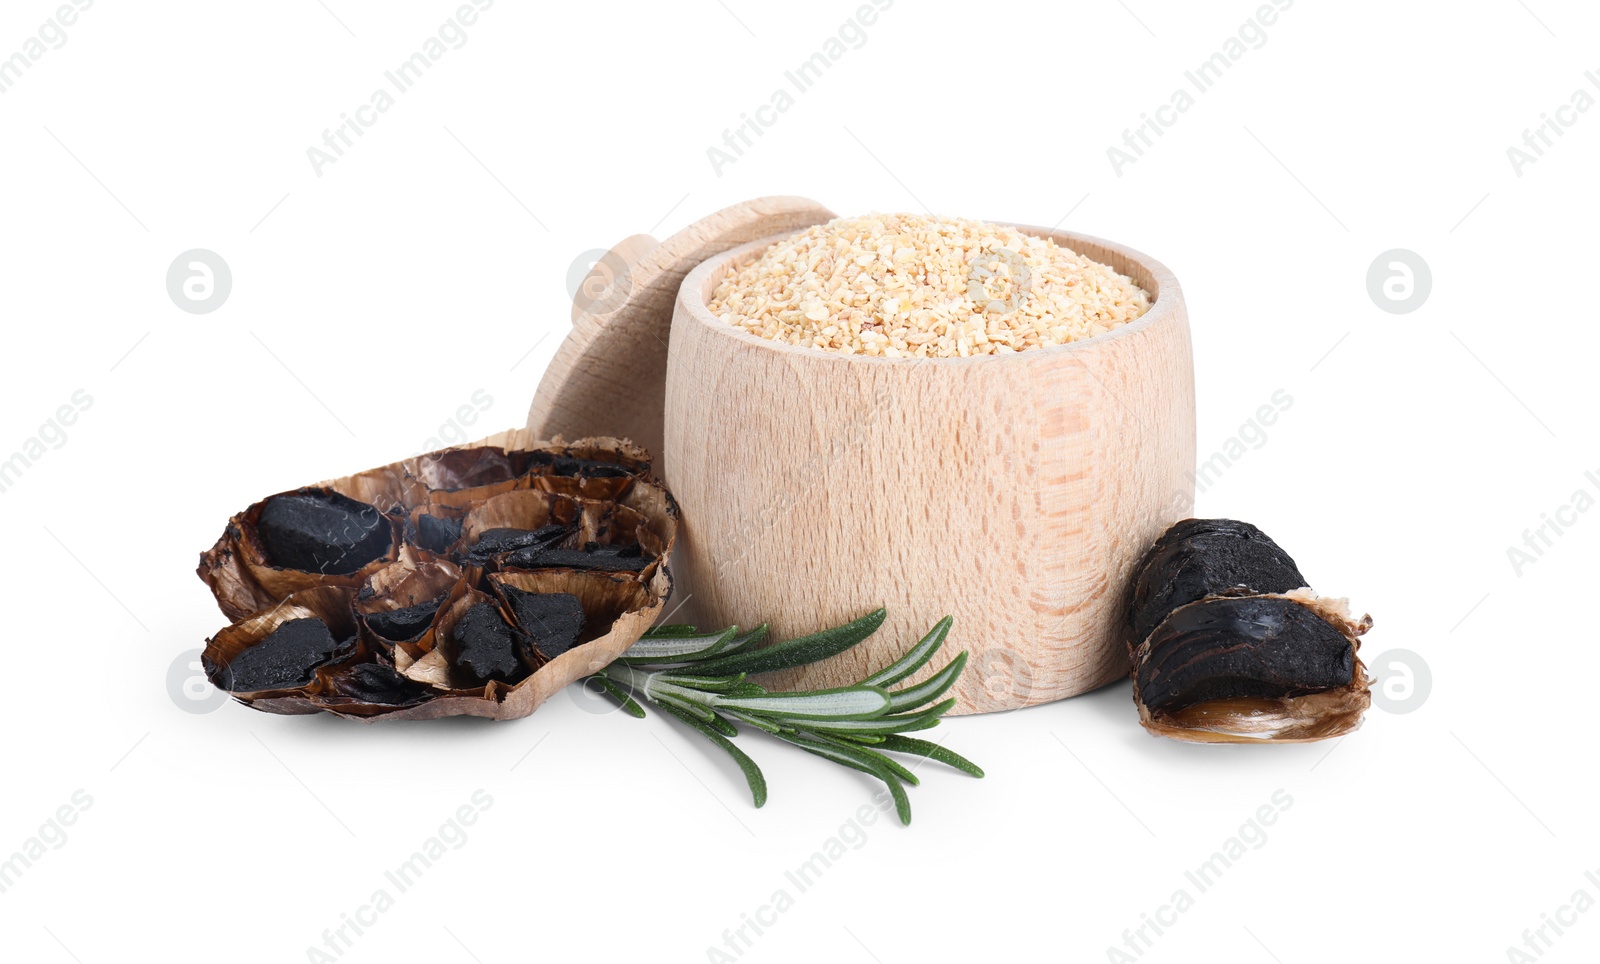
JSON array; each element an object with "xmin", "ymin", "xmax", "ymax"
[{"xmin": 707, "ymin": 213, "xmax": 1152, "ymax": 358}]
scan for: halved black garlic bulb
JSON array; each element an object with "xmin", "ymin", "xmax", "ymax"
[
  {"xmin": 1127, "ymin": 518, "xmax": 1372, "ymax": 743},
  {"xmin": 196, "ymin": 432, "xmax": 677, "ymax": 721}
]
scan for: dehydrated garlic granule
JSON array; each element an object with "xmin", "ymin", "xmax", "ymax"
[{"xmin": 707, "ymin": 213, "xmax": 1152, "ymax": 358}]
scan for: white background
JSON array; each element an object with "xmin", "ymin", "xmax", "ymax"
[{"xmin": 1, "ymin": 1, "xmax": 1595, "ymax": 961}]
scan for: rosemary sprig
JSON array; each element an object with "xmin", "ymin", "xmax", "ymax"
[{"xmin": 587, "ymin": 608, "xmax": 983, "ymax": 825}]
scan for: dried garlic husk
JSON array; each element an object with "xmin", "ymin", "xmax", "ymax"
[
  {"xmin": 353, "ymin": 556, "xmax": 462, "ymax": 660},
  {"xmin": 523, "ymin": 439, "xmax": 652, "ymax": 500},
  {"xmin": 457, "ymin": 489, "xmax": 583, "ymax": 566},
  {"xmin": 489, "ymin": 569, "xmax": 653, "ymax": 664},
  {"xmin": 404, "ymin": 445, "xmax": 530, "ymax": 510},
  {"xmin": 198, "ymin": 482, "xmax": 407, "ymax": 621},
  {"xmin": 198, "ymin": 434, "xmax": 676, "ymax": 722},
  {"xmin": 1126, "ymin": 519, "xmax": 1372, "ymax": 744},
  {"xmin": 202, "ymin": 586, "xmax": 361, "ymax": 699},
  {"xmin": 318, "ymin": 663, "xmax": 438, "ymax": 715}
]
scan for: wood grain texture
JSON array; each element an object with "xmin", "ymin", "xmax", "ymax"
[
  {"xmin": 663, "ymin": 226, "xmax": 1195, "ymax": 714},
  {"xmin": 526, "ymin": 196, "xmax": 837, "ymax": 459}
]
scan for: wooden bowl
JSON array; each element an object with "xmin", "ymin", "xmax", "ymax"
[{"xmin": 663, "ymin": 225, "xmax": 1195, "ymax": 714}]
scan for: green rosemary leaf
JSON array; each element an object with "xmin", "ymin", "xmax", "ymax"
[
  {"xmin": 719, "ymin": 623, "xmax": 770, "ymax": 655},
  {"xmin": 722, "ymin": 709, "xmax": 784, "ymax": 734},
  {"xmin": 886, "ymin": 651, "xmax": 968, "ymax": 712},
  {"xmin": 598, "ymin": 608, "xmax": 982, "ymax": 823},
  {"xmin": 641, "ymin": 624, "xmax": 701, "ymax": 637},
  {"xmin": 808, "ymin": 734, "xmax": 920, "ymax": 786},
  {"xmin": 656, "ymin": 672, "xmax": 751, "ymax": 692},
  {"xmin": 705, "ymin": 712, "xmax": 739, "ymax": 739},
  {"xmin": 658, "ymin": 703, "xmax": 767, "ymax": 808},
  {"xmin": 594, "ymin": 677, "xmax": 647, "ymax": 718},
  {"xmin": 883, "ymin": 772, "xmax": 912, "ymax": 825},
  {"xmin": 775, "ymin": 702, "xmax": 948, "ymax": 735},
  {"xmin": 619, "ymin": 627, "xmax": 738, "ymax": 663},
  {"xmin": 688, "ymin": 608, "xmax": 887, "ymax": 677},
  {"xmin": 776, "ymin": 732, "xmax": 915, "ymax": 824},
  {"xmin": 603, "ymin": 667, "xmax": 720, "ymax": 709},
  {"xmin": 861, "ymin": 616, "xmax": 951, "ymax": 688},
  {"xmin": 913, "ymin": 697, "xmax": 958, "ymax": 719},
  {"xmin": 876, "ymin": 735, "xmax": 985, "ymax": 778},
  {"xmin": 771, "ymin": 691, "xmax": 947, "ymax": 727},
  {"xmin": 772, "ymin": 732, "xmax": 882, "ymax": 779},
  {"xmin": 714, "ymin": 685, "xmax": 891, "ymax": 721},
  {"xmin": 656, "ymin": 692, "xmax": 717, "ymax": 723}
]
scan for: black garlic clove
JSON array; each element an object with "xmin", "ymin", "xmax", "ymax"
[
  {"xmin": 257, "ymin": 490, "xmax": 393, "ymax": 574},
  {"xmin": 364, "ymin": 595, "xmax": 446, "ymax": 642},
  {"xmin": 526, "ymin": 450, "xmax": 634, "ymax": 479},
  {"xmin": 462, "ymin": 524, "xmax": 573, "ymax": 566},
  {"xmin": 506, "ymin": 541, "xmax": 649, "ymax": 573},
  {"xmin": 1136, "ymin": 595, "xmax": 1354, "ymax": 714},
  {"xmin": 1127, "ymin": 518, "xmax": 1307, "ymax": 650},
  {"xmin": 211, "ymin": 617, "xmax": 356, "ymax": 693},
  {"xmin": 500, "ymin": 587, "xmax": 586, "ymax": 660},
  {"xmin": 411, "ymin": 514, "xmax": 463, "ymax": 554},
  {"xmin": 448, "ymin": 603, "xmax": 532, "ymax": 687},
  {"xmin": 321, "ymin": 662, "xmax": 437, "ymax": 707},
  {"xmin": 1130, "ymin": 591, "xmax": 1371, "ymax": 743}
]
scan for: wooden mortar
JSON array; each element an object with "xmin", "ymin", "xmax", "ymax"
[{"xmin": 663, "ymin": 226, "xmax": 1195, "ymax": 714}]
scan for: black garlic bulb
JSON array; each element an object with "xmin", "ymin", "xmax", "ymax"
[{"xmin": 1126, "ymin": 519, "xmax": 1372, "ymax": 743}]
